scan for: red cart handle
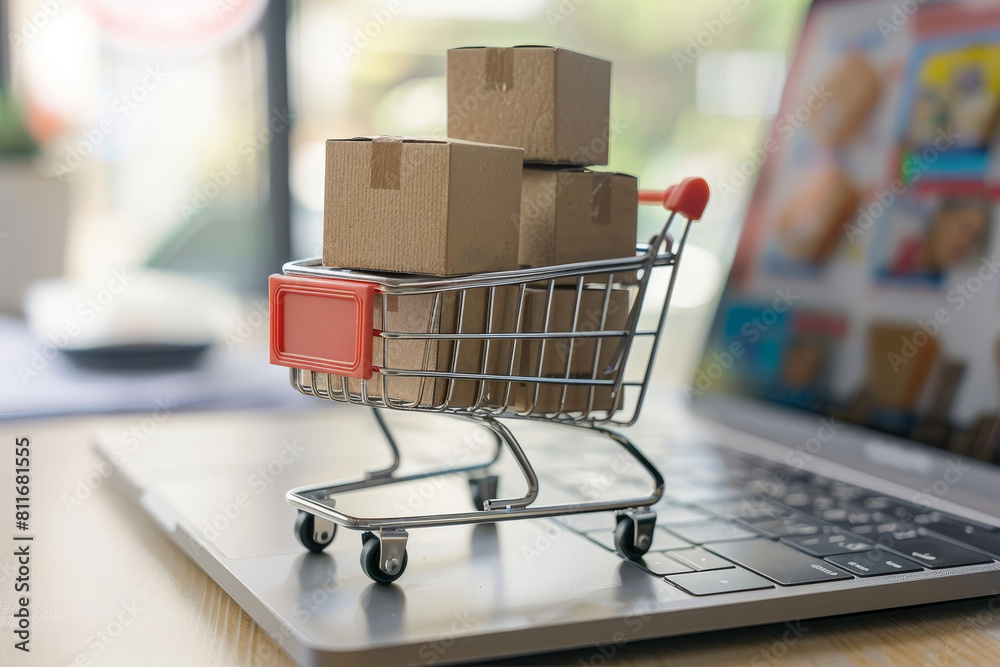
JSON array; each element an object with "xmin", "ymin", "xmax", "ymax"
[{"xmin": 638, "ymin": 177, "xmax": 710, "ymax": 221}]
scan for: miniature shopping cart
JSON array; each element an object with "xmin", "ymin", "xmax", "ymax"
[{"xmin": 269, "ymin": 177, "xmax": 709, "ymax": 583}]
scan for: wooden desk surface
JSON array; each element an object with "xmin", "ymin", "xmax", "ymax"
[{"xmin": 3, "ymin": 412, "xmax": 1000, "ymax": 667}]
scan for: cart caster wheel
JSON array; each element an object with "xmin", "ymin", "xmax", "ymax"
[
  {"xmin": 469, "ymin": 474, "xmax": 499, "ymax": 510},
  {"xmin": 360, "ymin": 532, "xmax": 408, "ymax": 584},
  {"xmin": 295, "ymin": 511, "xmax": 336, "ymax": 553},
  {"xmin": 614, "ymin": 513, "xmax": 654, "ymax": 559}
]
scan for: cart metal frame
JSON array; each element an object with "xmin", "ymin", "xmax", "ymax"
[{"xmin": 270, "ymin": 178, "xmax": 709, "ymax": 582}]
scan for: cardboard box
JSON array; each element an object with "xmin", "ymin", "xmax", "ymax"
[
  {"xmin": 323, "ymin": 136, "xmax": 523, "ymax": 276},
  {"xmin": 511, "ymin": 287, "xmax": 631, "ymax": 415},
  {"xmin": 447, "ymin": 46, "xmax": 612, "ymax": 165},
  {"xmin": 343, "ymin": 287, "xmax": 518, "ymax": 408},
  {"xmin": 518, "ymin": 167, "xmax": 637, "ymax": 281}
]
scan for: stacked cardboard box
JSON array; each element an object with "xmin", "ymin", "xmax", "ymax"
[
  {"xmin": 320, "ymin": 136, "xmax": 523, "ymax": 407},
  {"xmin": 448, "ymin": 46, "xmax": 637, "ymax": 414},
  {"xmin": 315, "ymin": 46, "xmax": 633, "ymax": 414},
  {"xmin": 322, "ymin": 136, "xmax": 523, "ymax": 276},
  {"xmin": 518, "ymin": 167, "xmax": 637, "ymax": 282}
]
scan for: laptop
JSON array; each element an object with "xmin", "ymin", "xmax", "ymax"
[{"xmin": 100, "ymin": 0, "xmax": 1000, "ymax": 664}]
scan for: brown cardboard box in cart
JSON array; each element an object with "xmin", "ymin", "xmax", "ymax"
[
  {"xmin": 511, "ymin": 286, "xmax": 631, "ymax": 415},
  {"xmin": 340, "ymin": 287, "xmax": 519, "ymax": 408},
  {"xmin": 518, "ymin": 166, "xmax": 638, "ymax": 281},
  {"xmin": 322, "ymin": 136, "xmax": 523, "ymax": 276},
  {"xmin": 447, "ymin": 46, "xmax": 612, "ymax": 165}
]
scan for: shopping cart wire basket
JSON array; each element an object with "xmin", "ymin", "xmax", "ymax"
[{"xmin": 269, "ymin": 176, "xmax": 709, "ymax": 583}]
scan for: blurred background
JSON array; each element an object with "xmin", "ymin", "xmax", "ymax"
[{"xmin": 0, "ymin": 0, "xmax": 809, "ymax": 419}]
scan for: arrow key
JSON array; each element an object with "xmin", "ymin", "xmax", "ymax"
[{"xmin": 667, "ymin": 567, "xmax": 774, "ymax": 596}]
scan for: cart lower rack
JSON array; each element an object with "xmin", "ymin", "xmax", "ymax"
[{"xmin": 269, "ymin": 177, "xmax": 710, "ymax": 583}]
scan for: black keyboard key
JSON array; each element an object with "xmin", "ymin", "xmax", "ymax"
[
  {"xmin": 826, "ymin": 552, "xmax": 922, "ymax": 577},
  {"xmin": 928, "ymin": 521, "xmax": 1000, "ymax": 557},
  {"xmin": 746, "ymin": 516, "xmax": 822, "ymax": 538},
  {"xmin": 665, "ymin": 520, "xmax": 757, "ymax": 544},
  {"xmin": 668, "ymin": 547, "xmax": 734, "ymax": 572},
  {"xmin": 781, "ymin": 531, "xmax": 873, "ymax": 557},
  {"xmin": 890, "ymin": 535, "xmax": 995, "ymax": 569},
  {"xmin": 666, "ymin": 568, "xmax": 774, "ymax": 596},
  {"xmin": 707, "ymin": 538, "xmax": 854, "ymax": 585},
  {"xmin": 634, "ymin": 552, "xmax": 693, "ymax": 576}
]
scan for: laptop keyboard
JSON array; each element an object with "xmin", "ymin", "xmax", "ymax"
[{"xmin": 553, "ymin": 447, "xmax": 1000, "ymax": 596}]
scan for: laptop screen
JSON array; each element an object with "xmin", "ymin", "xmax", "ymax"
[{"xmin": 698, "ymin": 0, "xmax": 1000, "ymax": 463}]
